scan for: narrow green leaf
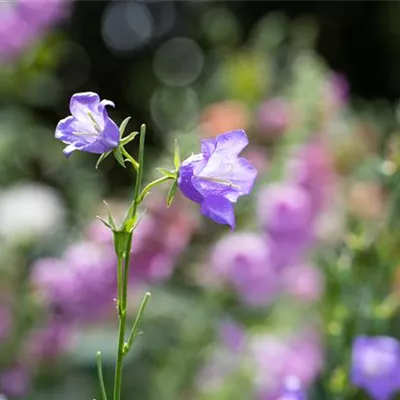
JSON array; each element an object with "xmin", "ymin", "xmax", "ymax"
[
  {"xmin": 121, "ymin": 131, "xmax": 139, "ymax": 146},
  {"xmin": 95, "ymin": 151, "xmax": 112, "ymax": 169},
  {"xmin": 113, "ymin": 147, "xmax": 126, "ymax": 168},
  {"xmin": 102, "ymin": 200, "xmax": 116, "ymax": 230},
  {"xmin": 96, "ymin": 216, "xmax": 113, "ymax": 230},
  {"xmin": 166, "ymin": 180, "xmax": 178, "ymax": 207},
  {"xmin": 173, "ymin": 139, "xmax": 181, "ymax": 170},
  {"xmin": 156, "ymin": 167, "xmax": 177, "ymax": 179},
  {"xmin": 119, "ymin": 116, "xmax": 131, "ymax": 138}
]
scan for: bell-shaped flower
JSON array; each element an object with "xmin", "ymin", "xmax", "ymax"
[
  {"xmin": 351, "ymin": 336, "xmax": 400, "ymax": 400},
  {"xmin": 177, "ymin": 129, "xmax": 257, "ymax": 229},
  {"xmin": 55, "ymin": 92, "xmax": 120, "ymax": 157}
]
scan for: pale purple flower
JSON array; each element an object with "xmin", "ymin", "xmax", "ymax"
[
  {"xmin": 257, "ymin": 183, "xmax": 312, "ymax": 234},
  {"xmin": 25, "ymin": 319, "xmax": 71, "ymax": 363},
  {"xmin": 281, "ymin": 264, "xmax": 324, "ymax": 303},
  {"xmin": 31, "ymin": 242, "xmax": 117, "ymax": 322},
  {"xmin": 178, "ymin": 130, "xmax": 257, "ymax": 229},
  {"xmin": 286, "ymin": 142, "xmax": 334, "ymax": 214},
  {"xmin": 351, "ymin": 336, "xmax": 400, "ymax": 400},
  {"xmin": 257, "ymin": 98, "xmax": 290, "ymax": 136},
  {"xmin": 251, "ymin": 330, "xmax": 322, "ymax": 398},
  {"xmin": 0, "ymin": 0, "xmax": 70, "ymax": 63},
  {"xmin": 257, "ymin": 183, "xmax": 313, "ymax": 268},
  {"xmin": 0, "ymin": 366, "xmax": 30, "ymax": 398},
  {"xmin": 264, "ymin": 377, "xmax": 307, "ymax": 400},
  {"xmin": 55, "ymin": 92, "xmax": 120, "ymax": 157},
  {"xmin": 218, "ymin": 319, "xmax": 246, "ymax": 352},
  {"xmin": 17, "ymin": 0, "xmax": 70, "ymax": 28},
  {"xmin": 210, "ymin": 233, "xmax": 276, "ymax": 306}
]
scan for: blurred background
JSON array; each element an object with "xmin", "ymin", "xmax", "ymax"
[{"xmin": 1, "ymin": 1, "xmax": 400, "ymax": 399}]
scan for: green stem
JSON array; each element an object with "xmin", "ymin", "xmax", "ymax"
[
  {"xmin": 121, "ymin": 146, "xmax": 139, "ymax": 171},
  {"xmin": 123, "ymin": 292, "xmax": 151, "ymax": 355},
  {"xmin": 97, "ymin": 351, "xmax": 108, "ymax": 400},
  {"xmin": 138, "ymin": 176, "xmax": 173, "ymax": 203},
  {"xmin": 113, "ymin": 124, "xmax": 147, "ymax": 400},
  {"xmin": 112, "ymin": 237, "xmax": 131, "ymax": 400},
  {"xmin": 117, "ymin": 256, "xmax": 123, "ymax": 312}
]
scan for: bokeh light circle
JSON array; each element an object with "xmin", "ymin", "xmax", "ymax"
[
  {"xmin": 102, "ymin": 1, "xmax": 154, "ymax": 54},
  {"xmin": 153, "ymin": 37, "xmax": 204, "ymax": 87}
]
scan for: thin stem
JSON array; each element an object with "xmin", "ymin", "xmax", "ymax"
[
  {"xmin": 97, "ymin": 351, "xmax": 108, "ymax": 400},
  {"xmin": 121, "ymin": 146, "xmax": 139, "ymax": 171},
  {"xmin": 113, "ymin": 302, "xmax": 126, "ymax": 400},
  {"xmin": 113, "ymin": 125, "xmax": 147, "ymax": 400},
  {"xmin": 123, "ymin": 292, "xmax": 151, "ymax": 355},
  {"xmin": 138, "ymin": 176, "xmax": 173, "ymax": 203},
  {"xmin": 117, "ymin": 256, "xmax": 123, "ymax": 312}
]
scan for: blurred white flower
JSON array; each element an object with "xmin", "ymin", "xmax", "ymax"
[{"xmin": 0, "ymin": 182, "xmax": 65, "ymax": 244}]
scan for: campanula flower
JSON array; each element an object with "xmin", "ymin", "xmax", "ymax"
[
  {"xmin": 177, "ymin": 129, "xmax": 257, "ymax": 229},
  {"xmin": 351, "ymin": 336, "xmax": 400, "ymax": 400},
  {"xmin": 55, "ymin": 92, "xmax": 120, "ymax": 157}
]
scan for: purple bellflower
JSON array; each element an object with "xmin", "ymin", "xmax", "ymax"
[
  {"xmin": 177, "ymin": 129, "xmax": 257, "ymax": 229},
  {"xmin": 55, "ymin": 92, "xmax": 120, "ymax": 157},
  {"xmin": 351, "ymin": 336, "xmax": 400, "ymax": 400}
]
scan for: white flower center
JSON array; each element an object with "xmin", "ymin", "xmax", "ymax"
[{"xmin": 73, "ymin": 112, "xmax": 102, "ymax": 137}]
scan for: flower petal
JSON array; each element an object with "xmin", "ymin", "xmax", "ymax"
[
  {"xmin": 55, "ymin": 116, "xmax": 98, "ymax": 146},
  {"xmin": 69, "ymin": 92, "xmax": 107, "ymax": 130},
  {"xmin": 78, "ymin": 118, "xmax": 120, "ymax": 154},
  {"xmin": 69, "ymin": 92, "xmax": 100, "ymax": 118},
  {"xmin": 99, "ymin": 99, "xmax": 115, "ymax": 109},
  {"xmin": 215, "ymin": 129, "xmax": 249, "ymax": 155},
  {"xmin": 63, "ymin": 143, "xmax": 81, "ymax": 158},
  {"xmin": 200, "ymin": 195, "xmax": 235, "ymax": 229},
  {"xmin": 200, "ymin": 138, "xmax": 216, "ymax": 158},
  {"xmin": 177, "ymin": 154, "xmax": 205, "ymax": 204},
  {"xmin": 192, "ymin": 155, "xmax": 257, "ymax": 202}
]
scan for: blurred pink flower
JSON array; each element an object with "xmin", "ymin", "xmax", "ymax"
[
  {"xmin": 0, "ymin": 0, "xmax": 71, "ymax": 63},
  {"xmin": 286, "ymin": 141, "xmax": 335, "ymax": 214},
  {"xmin": 218, "ymin": 319, "xmax": 246, "ymax": 352},
  {"xmin": 281, "ymin": 264, "xmax": 324, "ymax": 303},
  {"xmin": 210, "ymin": 232, "xmax": 277, "ymax": 306},
  {"xmin": 250, "ymin": 330, "xmax": 323, "ymax": 398},
  {"xmin": 257, "ymin": 183, "xmax": 313, "ymax": 269},
  {"xmin": 31, "ymin": 242, "xmax": 117, "ymax": 322},
  {"xmin": 0, "ymin": 365, "xmax": 30, "ymax": 398},
  {"xmin": 25, "ymin": 319, "xmax": 71, "ymax": 363},
  {"xmin": 257, "ymin": 98, "xmax": 291, "ymax": 137}
]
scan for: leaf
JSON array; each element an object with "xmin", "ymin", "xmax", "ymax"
[
  {"xmin": 173, "ymin": 138, "xmax": 181, "ymax": 170},
  {"xmin": 156, "ymin": 167, "xmax": 177, "ymax": 179},
  {"xmin": 119, "ymin": 116, "xmax": 131, "ymax": 138},
  {"xmin": 166, "ymin": 180, "xmax": 178, "ymax": 207},
  {"xmin": 95, "ymin": 151, "xmax": 112, "ymax": 169},
  {"xmin": 121, "ymin": 131, "xmax": 139, "ymax": 146},
  {"xmin": 102, "ymin": 200, "xmax": 116, "ymax": 230},
  {"xmin": 95, "ymin": 216, "xmax": 113, "ymax": 230},
  {"xmin": 113, "ymin": 147, "xmax": 126, "ymax": 168}
]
